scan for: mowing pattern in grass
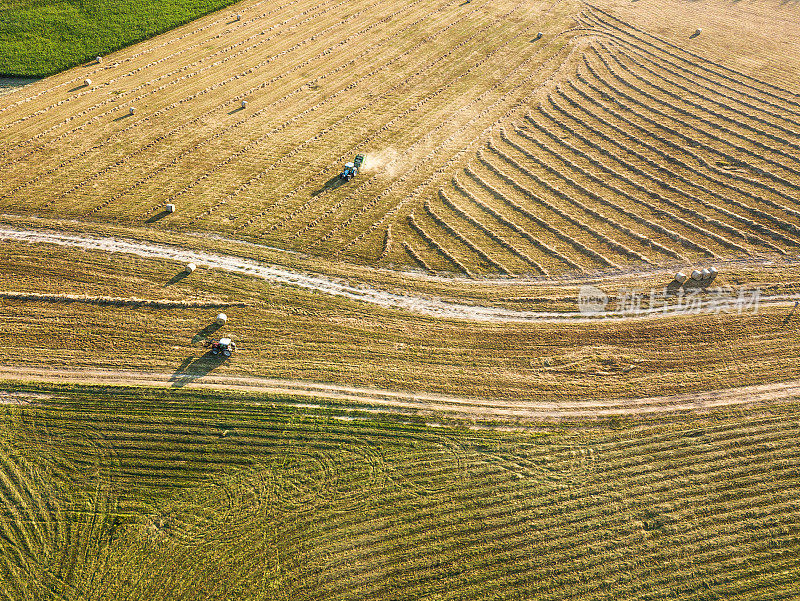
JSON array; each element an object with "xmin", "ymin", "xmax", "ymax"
[
  {"xmin": 1, "ymin": 386, "xmax": 799, "ymax": 599},
  {"xmin": 0, "ymin": 0, "xmax": 243, "ymax": 77},
  {"xmin": 398, "ymin": 6, "xmax": 800, "ymax": 275}
]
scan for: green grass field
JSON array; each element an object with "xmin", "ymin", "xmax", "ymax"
[
  {"xmin": 0, "ymin": 0, "xmax": 240, "ymax": 76},
  {"xmin": 1, "ymin": 383, "xmax": 798, "ymax": 599}
]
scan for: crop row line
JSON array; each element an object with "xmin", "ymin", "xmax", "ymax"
[
  {"xmin": 0, "ymin": 0, "xmax": 341, "ymax": 138},
  {"xmin": 407, "ymin": 213, "xmax": 471, "ymax": 275},
  {"xmin": 588, "ymin": 27, "xmax": 800, "ymax": 135},
  {"xmin": 463, "ymin": 165, "xmax": 587, "ymax": 270},
  {"xmin": 523, "ymin": 104, "xmax": 790, "ymax": 253},
  {"xmin": 549, "ymin": 84, "xmax": 800, "ymax": 236},
  {"xmin": 0, "ymin": 0, "xmax": 289, "ymax": 118},
  {"xmin": 488, "ymin": 135, "xmax": 653, "ymax": 263},
  {"xmin": 583, "ymin": 4, "xmax": 800, "ymax": 112},
  {"xmin": 86, "ymin": 0, "xmax": 446, "ymax": 218},
  {"xmin": 423, "ymin": 199, "xmax": 511, "ymax": 274},
  {"xmin": 438, "ymin": 188, "xmax": 547, "ymax": 274},
  {"xmin": 3, "ymin": 0, "xmax": 377, "ymax": 205},
  {"xmin": 585, "ymin": 46, "xmax": 800, "ymax": 193},
  {"xmin": 1, "ymin": 0, "xmax": 413, "ymax": 191},
  {"xmin": 502, "ymin": 119, "xmax": 686, "ymax": 263},
  {"xmin": 565, "ymin": 71, "xmax": 800, "ymax": 218},
  {"xmin": 601, "ymin": 40, "xmax": 800, "ymax": 163}
]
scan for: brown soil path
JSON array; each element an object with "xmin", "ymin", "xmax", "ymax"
[
  {"xmin": 2, "ymin": 226, "xmax": 793, "ymax": 322},
  {"xmin": 1, "ymin": 365, "xmax": 797, "ymax": 420}
]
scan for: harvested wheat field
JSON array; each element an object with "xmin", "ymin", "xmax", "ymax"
[
  {"xmin": 1, "ymin": 0, "xmax": 800, "ymax": 597},
  {"xmin": 1, "ymin": 0, "xmax": 799, "ymax": 277}
]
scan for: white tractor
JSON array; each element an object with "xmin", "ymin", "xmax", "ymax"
[{"xmin": 206, "ymin": 337, "xmax": 236, "ymax": 358}]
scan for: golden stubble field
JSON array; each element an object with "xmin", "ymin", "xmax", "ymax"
[
  {"xmin": 3, "ymin": 233, "xmax": 800, "ymax": 404},
  {"xmin": 0, "ymin": 0, "xmax": 799, "ymax": 278},
  {"xmin": 0, "ymin": 0, "xmax": 799, "ymax": 403},
  {"xmin": 2, "ymin": 3, "xmax": 800, "ymax": 598}
]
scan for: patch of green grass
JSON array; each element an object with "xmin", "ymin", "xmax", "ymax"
[{"xmin": 0, "ymin": 0, "xmax": 241, "ymax": 76}]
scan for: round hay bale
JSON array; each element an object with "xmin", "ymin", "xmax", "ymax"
[
  {"xmin": 96, "ymin": 56, "xmax": 102, "ymax": 63},
  {"xmin": 691, "ymin": 269, "xmax": 703, "ymax": 281},
  {"xmin": 165, "ymin": 203, "xmax": 175, "ymax": 213},
  {"xmin": 695, "ymin": 28, "xmax": 702, "ymax": 35},
  {"xmin": 236, "ymin": 13, "xmax": 241, "ymax": 20},
  {"xmin": 709, "ymin": 266, "xmax": 718, "ymax": 278},
  {"xmin": 129, "ymin": 107, "xmax": 135, "ymax": 115},
  {"xmin": 241, "ymin": 100, "xmax": 248, "ymax": 109},
  {"xmin": 84, "ymin": 78, "xmax": 92, "ymax": 86},
  {"xmin": 701, "ymin": 268, "xmax": 711, "ymax": 280},
  {"xmin": 185, "ymin": 263, "xmax": 196, "ymax": 273},
  {"xmin": 216, "ymin": 313, "xmax": 227, "ymax": 325},
  {"xmin": 675, "ymin": 272, "xmax": 688, "ymax": 283}
]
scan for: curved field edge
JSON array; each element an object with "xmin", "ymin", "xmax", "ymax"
[
  {"xmin": 0, "ymin": 0, "xmax": 244, "ymax": 77},
  {"xmin": 1, "ymin": 383, "xmax": 799, "ymax": 600}
]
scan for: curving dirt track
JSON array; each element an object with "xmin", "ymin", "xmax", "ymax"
[
  {"xmin": 1, "ymin": 225, "xmax": 792, "ymax": 322},
  {"xmin": 1, "ymin": 365, "xmax": 798, "ymax": 420}
]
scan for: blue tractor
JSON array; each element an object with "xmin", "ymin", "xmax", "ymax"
[{"xmin": 340, "ymin": 153, "xmax": 365, "ymax": 181}]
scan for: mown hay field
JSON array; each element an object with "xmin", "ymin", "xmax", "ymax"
[
  {"xmin": 1, "ymin": 384, "xmax": 799, "ymax": 599},
  {"xmin": 1, "ymin": 0, "xmax": 799, "ymax": 278},
  {"xmin": 3, "ymin": 238, "xmax": 800, "ymax": 402}
]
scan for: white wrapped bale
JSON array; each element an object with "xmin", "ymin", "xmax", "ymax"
[
  {"xmin": 129, "ymin": 106, "xmax": 135, "ymax": 115},
  {"xmin": 165, "ymin": 203, "xmax": 175, "ymax": 213},
  {"xmin": 185, "ymin": 263, "xmax": 196, "ymax": 273},
  {"xmin": 216, "ymin": 313, "xmax": 227, "ymax": 325},
  {"xmin": 236, "ymin": 13, "xmax": 241, "ymax": 20},
  {"xmin": 96, "ymin": 56, "xmax": 102, "ymax": 63},
  {"xmin": 675, "ymin": 272, "xmax": 688, "ymax": 283},
  {"xmin": 701, "ymin": 268, "xmax": 711, "ymax": 280},
  {"xmin": 84, "ymin": 78, "xmax": 92, "ymax": 86},
  {"xmin": 691, "ymin": 270, "xmax": 703, "ymax": 281},
  {"xmin": 695, "ymin": 28, "xmax": 702, "ymax": 36},
  {"xmin": 241, "ymin": 100, "xmax": 248, "ymax": 109}
]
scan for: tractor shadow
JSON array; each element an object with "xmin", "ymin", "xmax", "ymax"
[
  {"xmin": 113, "ymin": 112, "xmax": 133, "ymax": 122},
  {"xmin": 191, "ymin": 322, "xmax": 223, "ymax": 344},
  {"xmin": 312, "ymin": 175, "xmax": 346, "ymax": 197},
  {"xmin": 164, "ymin": 270, "xmax": 190, "ymax": 287},
  {"xmin": 170, "ymin": 353, "xmax": 224, "ymax": 387},
  {"xmin": 783, "ymin": 303, "xmax": 798, "ymax": 325},
  {"xmin": 146, "ymin": 210, "xmax": 171, "ymax": 223},
  {"xmin": 228, "ymin": 105, "xmax": 244, "ymax": 114}
]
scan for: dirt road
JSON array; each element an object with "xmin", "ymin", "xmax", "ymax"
[
  {"xmin": 2, "ymin": 226, "xmax": 792, "ymax": 322},
  {"xmin": 1, "ymin": 366, "xmax": 797, "ymax": 421}
]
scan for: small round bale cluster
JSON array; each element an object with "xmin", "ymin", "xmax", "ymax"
[{"xmin": 677, "ymin": 267, "xmax": 718, "ymax": 286}]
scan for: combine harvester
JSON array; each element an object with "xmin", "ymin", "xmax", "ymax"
[{"xmin": 340, "ymin": 154, "xmax": 365, "ymax": 181}]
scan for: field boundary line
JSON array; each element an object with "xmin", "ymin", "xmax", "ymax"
[{"xmin": 2, "ymin": 367, "xmax": 800, "ymax": 419}]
